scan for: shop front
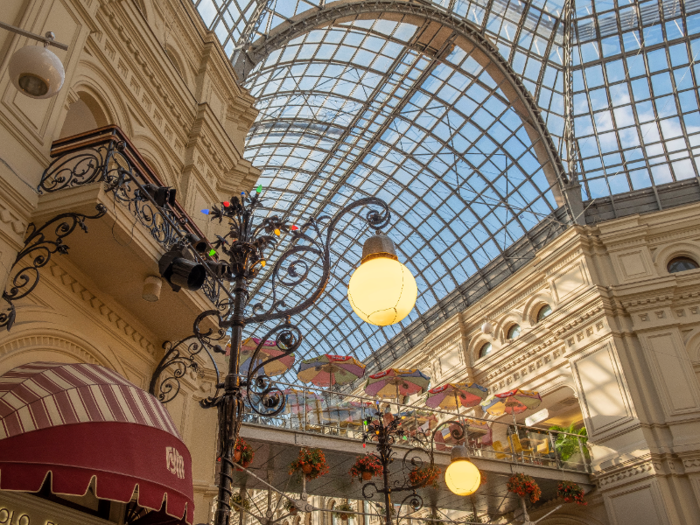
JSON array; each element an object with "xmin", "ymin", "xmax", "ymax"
[{"xmin": 0, "ymin": 362, "xmax": 195, "ymax": 525}]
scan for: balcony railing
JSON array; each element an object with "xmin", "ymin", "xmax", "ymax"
[
  {"xmin": 39, "ymin": 126, "xmax": 220, "ymax": 304},
  {"xmin": 241, "ymin": 380, "xmax": 592, "ymax": 474}
]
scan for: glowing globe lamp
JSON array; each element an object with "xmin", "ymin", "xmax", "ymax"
[
  {"xmin": 348, "ymin": 234, "xmax": 417, "ymax": 326},
  {"xmin": 445, "ymin": 446, "xmax": 481, "ymax": 496}
]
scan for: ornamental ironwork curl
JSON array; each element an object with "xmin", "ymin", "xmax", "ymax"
[
  {"xmin": 38, "ymin": 143, "xmax": 112, "ymax": 193},
  {"xmin": 105, "ymin": 158, "xmax": 188, "ymax": 248},
  {"xmin": 397, "ymin": 492, "xmax": 423, "ymax": 521},
  {"xmin": 245, "ymin": 196, "xmax": 390, "ymax": 325},
  {"xmin": 243, "ymin": 320, "xmax": 302, "ymax": 417},
  {"xmin": 148, "ymin": 309, "xmax": 226, "ymax": 403},
  {"xmin": 0, "ymin": 205, "xmax": 107, "ymax": 331}
]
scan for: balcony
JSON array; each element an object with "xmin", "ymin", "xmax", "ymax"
[
  {"xmin": 30, "ymin": 126, "xmax": 221, "ymax": 342},
  {"xmin": 233, "ymin": 381, "xmax": 592, "ymax": 519}
]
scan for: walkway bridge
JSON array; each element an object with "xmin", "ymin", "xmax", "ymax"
[{"xmin": 233, "ymin": 383, "xmax": 593, "ymax": 519}]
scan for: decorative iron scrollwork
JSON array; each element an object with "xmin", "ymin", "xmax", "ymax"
[
  {"xmin": 148, "ymin": 309, "xmax": 226, "ymax": 403},
  {"xmin": 39, "ymin": 143, "xmax": 113, "ymax": 193},
  {"xmin": 1, "ymin": 205, "xmax": 107, "ymax": 331},
  {"xmin": 246, "ymin": 196, "xmax": 391, "ymax": 325}
]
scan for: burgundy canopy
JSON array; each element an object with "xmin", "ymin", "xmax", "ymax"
[{"xmin": 0, "ymin": 362, "xmax": 194, "ymax": 525}]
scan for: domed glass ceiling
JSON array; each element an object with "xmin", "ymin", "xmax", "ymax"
[{"xmin": 192, "ymin": 0, "xmax": 700, "ymax": 373}]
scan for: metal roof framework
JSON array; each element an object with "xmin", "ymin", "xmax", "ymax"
[{"xmin": 190, "ymin": 0, "xmax": 700, "ymax": 377}]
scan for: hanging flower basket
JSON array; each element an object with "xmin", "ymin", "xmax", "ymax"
[
  {"xmin": 557, "ymin": 481, "xmax": 587, "ymax": 505},
  {"xmin": 234, "ymin": 439, "xmax": 254, "ymax": 469},
  {"xmin": 289, "ymin": 447, "xmax": 330, "ymax": 480},
  {"xmin": 409, "ymin": 465, "xmax": 441, "ymax": 488},
  {"xmin": 507, "ymin": 473, "xmax": 542, "ymax": 504},
  {"xmin": 350, "ymin": 454, "xmax": 384, "ymax": 482},
  {"xmin": 333, "ymin": 503, "xmax": 353, "ymax": 521}
]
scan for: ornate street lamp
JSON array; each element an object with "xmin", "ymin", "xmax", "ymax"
[
  {"xmin": 152, "ymin": 189, "xmax": 416, "ymax": 525},
  {"xmin": 348, "ymin": 234, "xmax": 417, "ymax": 326},
  {"xmin": 444, "ymin": 446, "xmax": 481, "ymax": 496},
  {"xmin": 359, "ymin": 411, "xmax": 481, "ymax": 525}
]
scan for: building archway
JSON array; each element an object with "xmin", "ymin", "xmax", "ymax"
[{"xmin": 59, "ymin": 91, "xmax": 112, "ymax": 139}]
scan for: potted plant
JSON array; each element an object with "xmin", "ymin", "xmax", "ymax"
[
  {"xmin": 409, "ymin": 465, "xmax": 441, "ymax": 488},
  {"xmin": 350, "ymin": 454, "xmax": 383, "ymax": 482},
  {"xmin": 557, "ymin": 480, "xmax": 586, "ymax": 505},
  {"xmin": 506, "ymin": 473, "xmax": 542, "ymax": 504},
  {"xmin": 289, "ymin": 447, "xmax": 329, "ymax": 480},
  {"xmin": 233, "ymin": 439, "xmax": 254, "ymax": 468},
  {"xmin": 230, "ymin": 492, "xmax": 250, "ymax": 511},
  {"xmin": 333, "ymin": 503, "xmax": 354, "ymax": 521},
  {"xmin": 284, "ymin": 499, "xmax": 300, "ymax": 516},
  {"xmin": 548, "ymin": 424, "xmax": 589, "ymax": 462}
]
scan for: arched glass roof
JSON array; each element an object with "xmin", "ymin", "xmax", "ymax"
[{"xmin": 192, "ymin": 0, "xmax": 700, "ymax": 374}]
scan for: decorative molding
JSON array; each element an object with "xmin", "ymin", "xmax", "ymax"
[
  {"xmin": 0, "ymin": 198, "xmax": 27, "ymax": 237},
  {"xmin": 46, "ymin": 261, "xmax": 157, "ymax": 357},
  {"xmin": 553, "ymin": 304, "xmax": 606, "ymax": 338},
  {"xmin": 596, "ymin": 461, "xmax": 656, "ymax": 488}
]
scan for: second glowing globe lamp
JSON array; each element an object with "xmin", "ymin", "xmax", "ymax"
[
  {"xmin": 348, "ymin": 234, "xmax": 417, "ymax": 326},
  {"xmin": 444, "ymin": 446, "xmax": 481, "ymax": 496}
]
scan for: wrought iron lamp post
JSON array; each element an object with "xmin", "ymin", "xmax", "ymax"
[
  {"xmin": 152, "ymin": 189, "xmax": 415, "ymax": 525},
  {"xmin": 359, "ymin": 411, "xmax": 480, "ymax": 525}
]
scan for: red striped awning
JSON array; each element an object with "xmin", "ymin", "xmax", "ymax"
[{"xmin": 0, "ymin": 362, "xmax": 194, "ymax": 524}]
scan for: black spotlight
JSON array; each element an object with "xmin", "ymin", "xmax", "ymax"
[
  {"xmin": 142, "ymin": 184, "xmax": 176, "ymax": 207},
  {"xmin": 158, "ymin": 247, "xmax": 206, "ymax": 292},
  {"xmin": 185, "ymin": 233, "xmax": 209, "ymax": 254}
]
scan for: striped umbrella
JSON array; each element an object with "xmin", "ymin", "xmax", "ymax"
[
  {"xmin": 231, "ymin": 338, "xmax": 295, "ymax": 378},
  {"xmin": 364, "ymin": 368, "xmax": 430, "ymax": 399},
  {"xmin": 297, "ymin": 354, "xmax": 366, "ymax": 387},
  {"xmin": 425, "ymin": 382, "xmax": 488, "ymax": 411},
  {"xmin": 481, "ymin": 389, "xmax": 542, "ymax": 425}
]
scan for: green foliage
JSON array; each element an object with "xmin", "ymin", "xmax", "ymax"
[
  {"xmin": 333, "ymin": 503, "xmax": 354, "ymax": 520},
  {"xmin": 548, "ymin": 424, "xmax": 589, "ymax": 462},
  {"xmin": 230, "ymin": 492, "xmax": 250, "ymax": 511}
]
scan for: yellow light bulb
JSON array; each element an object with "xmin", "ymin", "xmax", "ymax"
[
  {"xmin": 348, "ymin": 257, "xmax": 417, "ymax": 326},
  {"xmin": 445, "ymin": 459, "xmax": 481, "ymax": 496},
  {"xmin": 274, "ymin": 229, "xmax": 281, "ymax": 236}
]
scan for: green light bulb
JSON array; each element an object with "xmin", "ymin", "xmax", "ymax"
[
  {"xmin": 209, "ymin": 249, "xmax": 217, "ymax": 257},
  {"xmin": 256, "ymin": 185, "xmax": 263, "ymax": 194}
]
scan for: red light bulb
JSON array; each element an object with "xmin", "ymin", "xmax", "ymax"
[{"xmin": 223, "ymin": 201, "xmax": 230, "ymax": 207}]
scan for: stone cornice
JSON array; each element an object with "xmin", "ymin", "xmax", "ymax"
[
  {"xmin": 593, "ymin": 457, "xmax": 657, "ymax": 489},
  {"xmin": 45, "ymin": 260, "xmax": 158, "ymax": 360},
  {"xmin": 100, "ymin": 7, "xmax": 195, "ymax": 136},
  {"xmin": 186, "ymin": 103, "xmax": 242, "ymax": 172}
]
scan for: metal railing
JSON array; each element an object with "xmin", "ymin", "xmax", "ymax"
[
  {"xmin": 39, "ymin": 126, "xmax": 220, "ymax": 304},
  {"xmin": 241, "ymin": 380, "xmax": 592, "ymax": 474}
]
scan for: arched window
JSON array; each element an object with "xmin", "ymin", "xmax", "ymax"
[
  {"xmin": 536, "ymin": 304, "xmax": 552, "ymax": 322},
  {"xmin": 668, "ymin": 256, "xmax": 699, "ymax": 274},
  {"xmin": 507, "ymin": 324, "xmax": 521, "ymax": 340},
  {"xmin": 479, "ymin": 342, "xmax": 492, "ymax": 358}
]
